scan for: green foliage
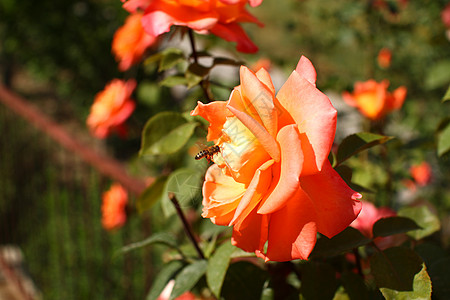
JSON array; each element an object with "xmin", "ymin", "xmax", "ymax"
[
  {"xmin": 140, "ymin": 112, "xmax": 198, "ymax": 156},
  {"xmin": 206, "ymin": 242, "xmax": 236, "ymax": 298},
  {"xmin": 370, "ymin": 247, "xmax": 423, "ymax": 291},
  {"xmin": 299, "ymin": 261, "xmax": 338, "ymax": 300},
  {"xmin": 119, "ymin": 232, "xmax": 179, "ymax": 256},
  {"xmin": 336, "ymin": 132, "xmax": 393, "ymax": 166},
  {"xmin": 221, "ymin": 261, "xmax": 268, "ymax": 300},
  {"xmin": 398, "ymin": 206, "xmax": 441, "ymax": 240},
  {"xmin": 379, "ymin": 264, "xmax": 431, "ymax": 300},
  {"xmin": 136, "ymin": 176, "xmax": 168, "ymax": 214},
  {"xmin": 170, "ymin": 260, "xmax": 208, "ymax": 300},
  {"xmin": 372, "ymin": 216, "xmax": 421, "ymax": 238},
  {"xmin": 311, "ymin": 227, "xmax": 371, "ymax": 259},
  {"xmin": 146, "ymin": 260, "xmax": 184, "ymax": 300}
]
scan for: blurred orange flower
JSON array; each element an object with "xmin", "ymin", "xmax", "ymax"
[
  {"xmin": 122, "ymin": 0, "xmax": 263, "ymax": 53},
  {"xmin": 112, "ymin": 13, "xmax": 157, "ymax": 71},
  {"xmin": 342, "ymin": 79, "xmax": 407, "ymax": 120},
  {"xmin": 101, "ymin": 183, "xmax": 128, "ymax": 230},
  {"xmin": 191, "ymin": 56, "xmax": 362, "ymax": 262},
  {"xmin": 87, "ymin": 79, "xmax": 136, "ymax": 139},
  {"xmin": 410, "ymin": 162, "xmax": 432, "ymax": 187},
  {"xmin": 377, "ymin": 48, "xmax": 392, "ymax": 69}
]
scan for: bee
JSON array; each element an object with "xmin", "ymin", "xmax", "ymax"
[{"xmin": 195, "ymin": 145, "xmax": 221, "ymax": 162}]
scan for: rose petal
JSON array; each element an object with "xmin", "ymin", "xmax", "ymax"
[
  {"xmin": 295, "ymin": 55, "xmax": 317, "ymax": 86},
  {"xmin": 264, "ymin": 188, "xmax": 317, "ymax": 261},
  {"xmin": 191, "ymin": 101, "xmax": 230, "ymax": 141},
  {"xmin": 255, "ymin": 68, "xmax": 275, "ymax": 95},
  {"xmin": 229, "ymin": 159, "xmax": 274, "ymax": 230},
  {"xmin": 300, "ymin": 160, "xmax": 362, "ymax": 238},
  {"xmin": 209, "ymin": 22, "xmax": 258, "ymax": 53},
  {"xmin": 276, "ymin": 70, "xmax": 337, "ymax": 175},
  {"xmin": 231, "ymin": 209, "xmax": 268, "ymax": 254},
  {"xmin": 240, "ymin": 66, "xmax": 278, "ymax": 137},
  {"xmin": 202, "ymin": 164, "xmax": 246, "ymax": 225},
  {"xmin": 258, "ymin": 125, "xmax": 303, "ymax": 214},
  {"xmin": 227, "ymin": 102, "xmax": 280, "ymax": 162}
]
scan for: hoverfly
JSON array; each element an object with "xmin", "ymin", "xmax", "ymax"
[{"xmin": 195, "ymin": 145, "xmax": 220, "ymax": 163}]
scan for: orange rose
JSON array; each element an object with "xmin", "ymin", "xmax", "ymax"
[
  {"xmin": 410, "ymin": 162, "xmax": 432, "ymax": 187},
  {"xmin": 191, "ymin": 56, "xmax": 362, "ymax": 262},
  {"xmin": 377, "ymin": 48, "xmax": 392, "ymax": 69},
  {"xmin": 342, "ymin": 79, "xmax": 407, "ymax": 121},
  {"xmin": 87, "ymin": 79, "xmax": 136, "ymax": 139},
  {"xmin": 112, "ymin": 13, "xmax": 157, "ymax": 71},
  {"xmin": 101, "ymin": 183, "xmax": 129, "ymax": 230},
  {"xmin": 122, "ymin": 0, "xmax": 263, "ymax": 53}
]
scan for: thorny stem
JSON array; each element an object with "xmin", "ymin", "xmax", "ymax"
[
  {"xmin": 169, "ymin": 192, "xmax": 205, "ymax": 259},
  {"xmin": 187, "ymin": 29, "xmax": 213, "ymax": 103}
]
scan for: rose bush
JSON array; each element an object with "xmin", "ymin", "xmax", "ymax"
[
  {"xmin": 191, "ymin": 56, "xmax": 362, "ymax": 261},
  {"xmin": 87, "ymin": 79, "xmax": 136, "ymax": 139},
  {"xmin": 342, "ymin": 79, "xmax": 407, "ymax": 121},
  {"xmin": 112, "ymin": 12, "xmax": 157, "ymax": 71},
  {"xmin": 121, "ymin": 0, "xmax": 263, "ymax": 53}
]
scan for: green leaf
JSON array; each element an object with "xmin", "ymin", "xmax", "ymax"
[
  {"xmin": 170, "ymin": 260, "xmax": 208, "ymax": 300},
  {"xmin": 398, "ymin": 206, "xmax": 440, "ymax": 240},
  {"xmin": 221, "ymin": 261, "xmax": 268, "ymax": 300},
  {"xmin": 336, "ymin": 132, "xmax": 393, "ymax": 165},
  {"xmin": 437, "ymin": 121, "xmax": 450, "ymax": 157},
  {"xmin": 160, "ymin": 168, "xmax": 203, "ymax": 218},
  {"xmin": 136, "ymin": 176, "xmax": 168, "ymax": 214},
  {"xmin": 370, "ymin": 247, "xmax": 423, "ymax": 291},
  {"xmin": 206, "ymin": 242, "xmax": 236, "ymax": 298},
  {"xmin": 300, "ymin": 261, "xmax": 338, "ymax": 300},
  {"xmin": 185, "ymin": 63, "xmax": 211, "ymax": 88},
  {"xmin": 159, "ymin": 75, "xmax": 189, "ymax": 87},
  {"xmin": 310, "ymin": 227, "xmax": 372, "ymax": 259},
  {"xmin": 341, "ymin": 271, "xmax": 370, "ymax": 300},
  {"xmin": 425, "ymin": 59, "xmax": 450, "ymax": 90},
  {"xmin": 140, "ymin": 112, "xmax": 197, "ymax": 156},
  {"xmin": 372, "ymin": 216, "xmax": 421, "ymax": 238},
  {"xmin": 213, "ymin": 57, "xmax": 244, "ymax": 66},
  {"xmin": 119, "ymin": 232, "xmax": 178, "ymax": 255},
  {"xmin": 159, "ymin": 48, "xmax": 185, "ymax": 71},
  {"xmin": 442, "ymin": 85, "xmax": 450, "ymax": 102},
  {"xmin": 380, "ymin": 264, "xmax": 431, "ymax": 300},
  {"xmin": 146, "ymin": 260, "xmax": 184, "ymax": 300}
]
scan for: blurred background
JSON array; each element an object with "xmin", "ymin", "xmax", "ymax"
[{"xmin": 0, "ymin": 0, "xmax": 449, "ymax": 299}]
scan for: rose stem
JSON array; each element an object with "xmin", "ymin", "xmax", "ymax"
[
  {"xmin": 187, "ymin": 29, "xmax": 213, "ymax": 103},
  {"xmin": 169, "ymin": 192, "xmax": 205, "ymax": 259}
]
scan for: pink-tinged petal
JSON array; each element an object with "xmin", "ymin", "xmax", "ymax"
[
  {"xmin": 276, "ymin": 70, "xmax": 337, "ymax": 175},
  {"xmin": 191, "ymin": 101, "xmax": 230, "ymax": 141},
  {"xmin": 240, "ymin": 66, "xmax": 278, "ymax": 137},
  {"xmin": 122, "ymin": 0, "xmax": 150, "ymax": 13},
  {"xmin": 300, "ymin": 160, "xmax": 362, "ymax": 238},
  {"xmin": 227, "ymin": 103, "xmax": 280, "ymax": 162},
  {"xmin": 231, "ymin": 209, "xmax": 268, "ymax": 254},
  {"xmin": 295, "ymin": 55, "xmax": 317, "ymax": 85},
  {"xmin": 141, "ymin": 11, "xmax": 176, "ymax": 36},
  {"xmin": 255, "ymin": 68, "xmax": 275, "ymax": 95},
  {"xmin": 230, "ymin": 159, "xmax": 274, "ymax": 230},
  {"xmin": 209, "ymin": 22, "xmax": 258, "ymax": 53},
  {"xmin": 249, "ymin": 0, "xmax": 263, "ymax": 7},
  {"xmin": 202, "ymin": 164, "xmax": 246, "ymax": 225},
  {"xmin": 258, "ymin": 125, "xmax": 303, "ymax": 214},
  {"xmin": 264, "ymin": 188, "xmax": 317, "ymax": 261}
]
